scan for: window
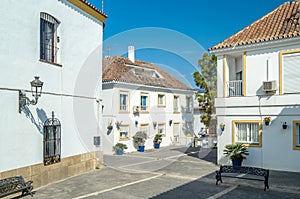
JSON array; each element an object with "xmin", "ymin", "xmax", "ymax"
[
  {"xmin": 282, "ymin": 52, "xmax": 300, "ymax": 94},
  {"xmin": 185, "ymin": 121, "xmax": 193, "ymax": 136},
  {"xmin": 140, "ymin": 123, "xmax": 150, "ymax": 138},
  {"xmin": 173, "ymin": 95, "xmax": 180, "ymax": 113},
  {"xmin": 232, "ymin": 120, "xmax": 261, "ymax": 147},
  {"xmin": 157, "ymin": 94, "xmax": 165, "ymax": 107},
  {"xmin": 186, "ymin": 96, "xmax": 193, "ymax": 112},
  {"xmin": 40, "ymin": 12, "xmax": 60, "ymax": 64},
  {"xmin": 157, "ymin": 123, "xmax": 166, "ymax": 136},
  {"xmin": 43, "ymin": 113, "xmax": 61, "ymax": 166},
  {"xmin": 293, "ymin": 121, "xmax": 300, "ymax": 150},
  {"xmin": 119, "ymin": 91, "xmax": 129, "ymax": 112},
  {"xmin": 140, "ymin": 92, "xmax": 149, "ymax": 112},
  {"xmin": 119, "ymin": 125, "xmax": 130, "ymax": 141}
]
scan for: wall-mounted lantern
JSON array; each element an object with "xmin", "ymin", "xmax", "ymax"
[
  {"xmin": 153, "ymin": 121, "xmax": 157, "ymax": 129},
  {"xmin": 19, "ymin": 76, "xmax": 44, "ymax": 113},
  {"xmin": 169, "ymin": 119, "xmax": 173, "ymax": 126},
  {"xmin": 282, "ymin": 122, "xmax": 288, "ymax": 130}
]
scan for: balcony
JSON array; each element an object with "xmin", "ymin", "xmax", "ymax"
[{"xmin": 227, "ymin": 80, "xmax": 243, "ymax": 97}]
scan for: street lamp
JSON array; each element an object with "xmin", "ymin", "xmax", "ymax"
[{"xmin": 19, "ymin": 76, "xmax": 44, "ymax": 113}]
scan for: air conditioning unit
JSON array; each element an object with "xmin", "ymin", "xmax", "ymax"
[
  {"xmin": 133, "ymin": 106, "xmax": 140, "ymax": 113},
  {"xmin": 263, "ymin": 80, "xmax": 277, "ymax": 92}
]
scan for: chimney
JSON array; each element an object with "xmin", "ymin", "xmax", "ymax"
[{"xmin": 128, "ymin": 46, "xmax": 135, "ymax": 63}]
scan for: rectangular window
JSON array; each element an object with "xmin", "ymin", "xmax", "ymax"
[
  {"xmin": 158, "ymin": 94, "xmax": 166, "ymax": 107},
  {"xmin": 40, "ymin": 12, "xmax": 60, "ymax": 64},
  {"xmin": 293, "ymin": 121, "xmax": 300, "ymax": 150},
  {"xmin": 173, "ymin": 122, "xmax": 180, "ymax": 143},
  {"xmin": 283, "ymin": 52, "xmax": 300, "ymax": 94},
  {"xmin": 157, "ymin": 123, "xmax": 166, "ymax": 136},
  {"xmin": 186, "ymin": 96, "xmax": 193, "ymax": 112},
  {"xmin": 185, "ymin": 121, "xmax": 193, "ymax": 136},
  {"xmin": 233, "ymin": 120, "xmax": 261, "ymax": 147},
  {"xmin": 173, "ymin": 95, "xmax": 180, "ymax": 113},
  {"xmin": 140, "ymin": 123, "xmax": 150, "ymax": 138},
  {"xmin": 140, "ymin": 93, "xmax": 149, "ymax": 112},
  {"xmin": 119, "ymin": 125, "xmax": 130, "ymax": 141},
  {"xmin": 119, "ymin": 91, "xmax": 129, "ymax": 112}
]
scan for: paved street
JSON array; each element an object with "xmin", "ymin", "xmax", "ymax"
[{"xmin": 21, "ymin": 145, "xmax": 300, "ymax": 199}]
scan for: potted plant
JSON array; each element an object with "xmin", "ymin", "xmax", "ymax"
[
  {"xmin": 107, "ymin": 122, "xmax": 113, "ymax": 130},
  {"xmin": 115, "ymin": 121, "xmax": 122, "ymax": 130},
  {"xmin": 113, "ymin": 143, "xmax": 127, "ymax": 155},
  {"xmin": 220, "ymin": 123, "xmax": 225, "ymax": 131},
  {"xmin": 133, "ymin": 131, "xmax": 147, "ymax": 152},
  {"xmin": 264, "ymin": 117, "xmax": 271, "ymax": 126},
  {"xmin": 223, "ymin": 143, "xmax": 249, "ymax": 168},
  {"xmin": 282, "ymin": 122, "xmax": 288, "ymax": 129},
  {"xmin": 153, "ymin": 134, "xmax": 163, "ymax": 149}
]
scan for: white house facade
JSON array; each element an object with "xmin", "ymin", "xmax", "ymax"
[
  {"xmin": 210, "ymin": 1, "xmax": 300, "ymax": 172},
  {"xmin": 102, "ymin": 48, "xmax": 194, "ymax": 154},
  {"xmin": 0, "ymin": 0, "xmax": 107, "ymax": 188}
]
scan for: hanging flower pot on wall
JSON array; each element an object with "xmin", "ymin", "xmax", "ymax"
[
  {"xmin": 282, "ymin": 122, "xmax": 288, "ymax": 129},
  {"xmin": 263, "ymin": 117, "xmax": 271, "ymax": 126},
  {"xmin": 220, "ymin": 123, "xmax": 225, "ymax": 132}
]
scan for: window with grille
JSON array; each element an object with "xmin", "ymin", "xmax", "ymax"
[
  {"xmin": 157, "ymin": 123, "xmax": 166, "ymax": 136},
  {"xmin": 43, "ymin": 112, "xmax": 61, "ymax": 165},
  {"xmin": 40, "ymin": 12, "xmax": 60, "ymax": 64},
  {"xmin": 119, "ymin": 125, "xmax": 130, "ymax": 140},
  {"xmin": 140, "ymin": 124, "xmax": 150, "ymax": 138},
  {"xmin": 233, "ymin": 121, "xmax": 261, "ymax": 147},
  {"xmin": 173, "ymin": 95, "xmax": 179, "ymax": 113},
  {"xmin": 157, "ymin": 94, "xmax": 165, "ymax": 107},
  {"xmin": 119, "ymin": 91, "xmax": 129, "ymax": 112},
  {"xmin": 140, "ymin": 93, "xmax": 149, "ymax": 112}
]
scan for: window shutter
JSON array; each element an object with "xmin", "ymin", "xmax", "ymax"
[{"xmin": 283, "ymin": 53, "xmax": 300, "ymax": 94}]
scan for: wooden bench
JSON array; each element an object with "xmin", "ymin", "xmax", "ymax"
[
  {"xmin": 216, "ymin": 165, "xmax": 269, "ymax": 191},
  {"xmin": 0, "ymin": 176, "xmax": 33, "ymax": 198}
]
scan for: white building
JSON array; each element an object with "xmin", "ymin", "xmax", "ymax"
[
  {"xmin": 210, "ymin": 1, "xmax": 300, "ymax": 172},
  {"xmin": 0, "ymin": 0, "xmax": 107, "ymax": 188},
  {"xmin": 102, "ymin": 47, "xmax": 194, "ymax": 154}
]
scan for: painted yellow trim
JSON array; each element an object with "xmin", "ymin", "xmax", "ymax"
[
  {"xmin": 232, "ymin": 120, "xmax": 262, "ymax": 147},
  {"xmin": 293, "ymin": 121, "xmax": 300, "ymax": 150},
  {"xmin": 157, "ymin": 93, "xmax": 166, "ymax": 107},
  {"xmin": 172, "ymin": 122, "xmax": 180, "ymax": 142},
  {"xmin": 157, "ymin": 122, "xmax": 166, "ymax": 137},
  {"xmin": 118, "ymin": 124, "xmax": 130, "ymax": 141},
  {"xmin": 67, "ymin": 0, "xmax": 107, "ymax": 23},
  {"xmin": 243, "ymin": 52, "xmax": 247, "ymax": 96},
  {"xmin": 279, "ymin": 49, "xmax": 300, "ymax": 95},
  {"xmin": 223, "ymin": 55, "xmax": 227, "ymax": 97},
  {"xmin": 173, "ymin": 95, "xmax": 180, "ymax": 113},
  {"xmin": 118, "ymin": 90, "xmax": 130, "ymax": 113},
  {"xmin": 140, "ymin": 123, "xmax": 150, "ymax": 138},
  {"xmin": 140, "ymin": 92, "xmax": 150, "ymax": 113}
]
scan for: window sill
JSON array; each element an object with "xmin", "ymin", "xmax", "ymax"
[
  {"xmin": 293, "ymin": 146, "xmax": 300, "ymax": 150},
  {"xmin": 119, "ymin": 111, "xmax": 130, "ymax": 114},
  {"xmin": 157, "ymin": 105, "xmax": 166, "ymax": 108},
  {"xmin": 39, "ymin": 59, "xmax": 62, "ymax": 67},
  {"xmin": 140, "ymin": 111, "xmax": 149, "ymax": 114},
  {"xmin": 119, "ymin": 138, "xmax": 130, "ymax": 141},
  {"xmin": 173, "ymin": 111, "xmax": 180, "ymax": 114}
]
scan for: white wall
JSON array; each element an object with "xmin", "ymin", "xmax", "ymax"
[
  {"xmin": 215, "ymin": 41, "xmax": 300, "ymax": 172},
  {"xmin": 0, "ymin": 0, "xmax": 104, "ymax": 172},
  {"xmin": 102, "ymin": 83, "xmax": 194, "ymax": 154}
]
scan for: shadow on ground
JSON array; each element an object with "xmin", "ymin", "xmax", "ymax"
[{"xmin": 171, "ymin": 147, "xmax": 217, "ymax": 164}]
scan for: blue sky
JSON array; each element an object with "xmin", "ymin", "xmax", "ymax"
[{"xmin": 89, "ymin": 0, "xmax": 288, "ymax": 87}]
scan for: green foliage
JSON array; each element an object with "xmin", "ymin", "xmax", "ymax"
[
  {"xmin": 223, "ymin": 143, "xmax": 249, "ymax": 161},
  {"xmin": 133, "ymin": 131, "xmax": 147, "ymax": 146},
  {"xmin": 113, "ymin": 143, "xmax": 128, "ymax": 150},
  {"xmin": 193, "ymin": 52, "xmax": 217, "ymax": 127},
  {"xmin": 153, "ymin": 134, "xmax": 163, "ymax": 144}
]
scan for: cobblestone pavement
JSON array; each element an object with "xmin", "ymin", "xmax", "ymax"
[{"xmin": 20, "ymin": 145, "xmax": 300, "ymax": 199}]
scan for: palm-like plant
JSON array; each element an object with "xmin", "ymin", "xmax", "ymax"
[{"xmin": 223, "ymin": 143, "xmax": 249, "ymax": 161}]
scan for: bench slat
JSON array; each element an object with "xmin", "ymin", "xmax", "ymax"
[{"xmin": 0, "ymin": 176, "xmax": 33, "ymax": 198}]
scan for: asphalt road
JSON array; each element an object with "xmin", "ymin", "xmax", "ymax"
[{"xmin": 22, "ymin": 145, "xmax": 300, "ymax": 199}]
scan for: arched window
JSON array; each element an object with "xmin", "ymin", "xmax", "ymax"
[
  {"xmin": 40, "ymin": 12, "xmax": 60, "ymax": 64},
  {"xmin": 43, "ymin": 111, "xmax": 61, "ymax": 166}
]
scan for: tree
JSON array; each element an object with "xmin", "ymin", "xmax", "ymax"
[{"xmin": 193, "ymin": 52, "xmax": 217, "ymax": 128}]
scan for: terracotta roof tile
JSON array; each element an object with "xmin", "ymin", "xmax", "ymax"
[
  {"xmin": 210, "ymin": 1, "xmax": 300, "ymax": 51},
  {"xmin": 102, "ymin": 56, "xmax": 192, "ymax": 90}
]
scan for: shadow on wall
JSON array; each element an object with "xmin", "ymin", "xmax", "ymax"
[{"xmin": 22, "ymin": 106, "xmax": 48, "ymax": 134}]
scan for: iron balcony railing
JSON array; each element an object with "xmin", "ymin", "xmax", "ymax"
[{"xmin": 227, "ymin": 80, "xmax": 243, "ymax": 97}]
